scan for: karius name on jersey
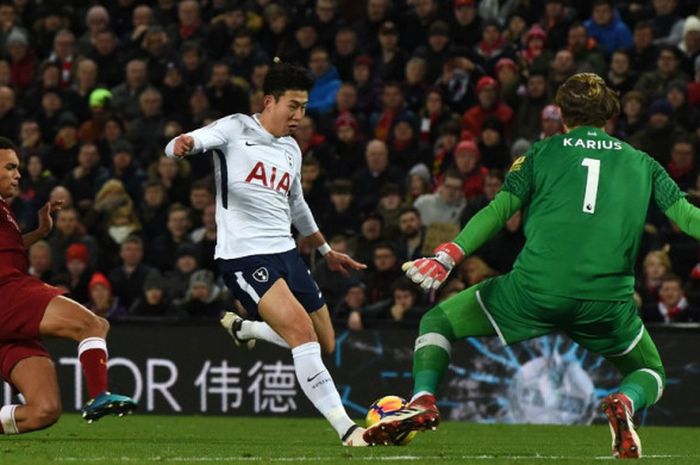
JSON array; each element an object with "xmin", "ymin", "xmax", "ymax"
[{"xmin": 563, "ymin": 138, "xmax": 623, "ymax": 150}]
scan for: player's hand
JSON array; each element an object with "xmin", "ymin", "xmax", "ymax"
[
  {"xmin": 173, "ymin": 135, "xmax": 194, "ymax": 157},
  {"xmin": 37, "ymin": 200, "xmax": 64, "ymax": 236},
  {"xmin": 325, "ymin": 250, "xmax": 367, "ymax": 277},
  {"xmin": 402, "ymin": 242, "xmax": 464, "ymax": 291}
]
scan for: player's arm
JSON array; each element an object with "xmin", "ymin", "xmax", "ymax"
[
  {"xmin": 404, "ymin": 151, "xmax": 535, "ymax": 290},
  {"xmin": 288, "ymin": 169, "xmax": 366, "ymax": 276},
  {"xmin": 22, "ymin": 200, "xmax": 63, "ymax": 248},
  {"xmin": 403, "ymin": 191, "xmax": 522, "ymax": 290},
  {"xmin": 650, "ymin": 158, "xmax": 700, "ymax": 238},
  {"xmin": 164, "ymin": 116, "xmax": 233, "ymax": 158}
]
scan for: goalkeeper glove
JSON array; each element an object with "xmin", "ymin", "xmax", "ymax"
[{"xmin": 402, "ymin": 242, "xmax": 465, "ymax": 291}]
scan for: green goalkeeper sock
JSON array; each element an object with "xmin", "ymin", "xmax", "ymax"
[
  {"xmin": 412, "ymin": 306, "xmax": 455, "ymax": 395},
  {"xmin": 620, "ymin": 369, "xmax": 664, "ymax": 412}
]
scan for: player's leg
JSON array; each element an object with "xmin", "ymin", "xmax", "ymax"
[
  {"xmin": 309, "ymin": 305, "xmax": 335, "ymax": 355},
  {"xmin": 601, "ymin": 328, "xmax": 664, "ymax": 459},
  {"xmin": 258, "ymin": 279, "xmax": 366, "ymax": 446},
  {"xmin": 1, "ymin": 356, "xmax": 61, "ymax": 434},
  {"xmin": 38, "ymin": 295, "xmax": 136, "ymax": 422},
  {"xmin": 364, "ymin": 284, "xmax": 497, "ymax": 445}
]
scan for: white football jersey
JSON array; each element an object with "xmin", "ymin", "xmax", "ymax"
[{"xmin": 165, "ymin": 114, "xmax": 319, "ymax": 260}]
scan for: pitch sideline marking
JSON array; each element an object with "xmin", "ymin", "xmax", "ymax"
[{"xmin": 56, "ymin": 454, "xmax": 688, "ymax": 462}]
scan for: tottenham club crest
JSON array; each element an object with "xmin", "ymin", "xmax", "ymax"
[
  {"xmin": 286, "ymin": 151, "xmax": 293, "ymax": 168},
  {"xmin": 253, "ymin": 267, "xmax": 269, "ymax": 283}
]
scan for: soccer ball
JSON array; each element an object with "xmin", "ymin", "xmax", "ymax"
[{"xmin": 365, "ymin": 395, "xmax": 417, "ymax": 445}]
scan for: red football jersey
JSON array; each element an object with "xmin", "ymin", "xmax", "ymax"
[{"xmin": 0, "ymin": 198, "xmax": 28, "ymax": 280}]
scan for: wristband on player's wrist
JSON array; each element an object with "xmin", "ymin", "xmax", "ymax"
[{"xmin": 318, "ymin": 242, "xmax": 332, "ymax": 256}]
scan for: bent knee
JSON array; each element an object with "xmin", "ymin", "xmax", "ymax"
[{"xmin": 27, "ymin": 401, "xmax": 61, "ymax": 430}]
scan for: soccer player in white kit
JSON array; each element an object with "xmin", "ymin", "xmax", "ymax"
[{"xmin": 165, "ymin": 62, "xmax": 370, "ymax": 446}]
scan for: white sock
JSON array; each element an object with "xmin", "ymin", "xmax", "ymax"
[
  {"xmin": 0, "ymin": 405, "xmax": 19, "ymax": 434},
  {"xmin": 240, "ymin": 321, "xmax": 290, "ymax": 349},
  {"xmin": 291, "ymin": 342, "xmax": 355, "ymax": 438},
  {"xmin": 411, "ymin": 391, "xmax": 433, "ymax": 403}
]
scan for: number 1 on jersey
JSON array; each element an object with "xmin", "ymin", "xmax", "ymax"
[{"xmin": 581, "ymin": 158, "xmax": 600, "ymax": 214}]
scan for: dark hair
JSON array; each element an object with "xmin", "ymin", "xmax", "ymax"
[
  {"xmin": 443, "ymin": 168, "xmax": 465, "ymax": 182},
  {"xmin": 0, "ymin": 136, "xmax": 18, "ymax": 153},
  {"xmin": 660, "ymin": 273, "xmax": 682, "ymax": 286},
  {"xmin": 392, "ymin": 277, "xmax": 417, "ymax": 296},
  {"xmin": 555, "ymin": 73, "xmax": 620, "ymax": 128},
  {"xmin": 398, "ymin": 205, "xmax": 421, "ymax": 219},
  {"xmin": 191, "ymin": 178, "xmax": 214, "ymax": 194},
  {"xmin": 122, "ymin": 234, "xmax": 143, "ymax": 248},
  {"xmin": 263, "ymin": 61, "xmax": 313, "ymax": 100}
]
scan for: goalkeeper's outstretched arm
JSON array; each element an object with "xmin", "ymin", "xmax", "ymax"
[
  {"xmin": 664, "ymin": 198, "xmax": 700, "ymax": 239},
  {"xmin": 403, "ymin": 191, "xmax": 522, "ymax": 290}
]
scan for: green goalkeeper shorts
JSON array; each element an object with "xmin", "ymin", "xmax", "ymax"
[{"xmin": 473, "ymin": 272, "xmax": 644, "ymax": 356}]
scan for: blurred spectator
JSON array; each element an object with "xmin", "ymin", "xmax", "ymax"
[
  {"xmin": 458, "ymin": 255, "xmax": 497, "ymax": 287},
  {"xmin": 585, "ymin": 0, "xmax": 633, "ymax": 57},
  {"xmin": 190, "ymin": 201, "xmax": 217, "ymax": 273},
  {"xmin": 88, "ymin": 30, "xmax": 125, "ymax": 88},
  {"xmin": 542, "ymin": 0, "xmax": 574, "ymax": 52},
  {"xmin": 226, "ymin": 29, "xmax": 268, "ymax": 82},
  {"xmin": 418, "ymin": 87, "xmax": 459, "ymax": 146},
  {"xmin": 388, "ymin": 114, "xmax": 430, "ymax": 173},
  {"xmin": 313, "ymin": 234, "xmax": 361, "ymax": 309},
  {"xmin": 637, "ymin": 249, "xmax": 673, "ymax": 307},
  {"xmin": 396, "ymin": 206, "xmax": 426, "ymax": 263},
  {"xmin": 320, "ymin": 179, "xmax": 360, "ymax": 239},
  {"xmin": 165, "ymin": 243, "xmax": 201, "ymax": 302},
  {"xmin": 18, "ymin": 119, "xmax": 49, "ymax": 161},
  {"xmin": 177, "ymin": 269, "xmax": 229, "ymax": 319},
  {"xmin": 666, "ymin": 79, "xmax": 700, "ymax": 133},
  {"xmin": 629, "ymin": 21, "xmax": 659, "ymax": 73},
  {"xmin": 307, "ymin": 46, "xmax": 341, "ymax": 116},
  {"xmin": 28, "ymin": 240, "xmax": 55, "ymax": 282},
  {"xmin": 363, "ymin": 242, "xmax": 401, "ymax": 304},
  {"xmin": 167, "ymin": 0, "xmax": 208, "ymax": 50},
  {"xmin": 87, "ymin": 272, "xmax": 127, "ymax": 320},
  {"xmin": 149, "ymin": 154, "xmax": 191, "ymax": 206},
  {"xmin": 108, "ymin": 235, "xmax": 155, "ymax": 309},
  {"xmin": 399, "ymin": 0, "xmax": 440, "ymax": 54},
  {"xmin": 494, "ymin": 58, "xmax": 521, "ymax": 107},
  {"xmin": 301, "ymin": 155, "xmax": 331, "ymax": 218},
  {"xmin": 111, "ymin": 59, "xmax": 149, "ymax": 122},
  {"xmin": 440, "ymin": 140, "xmax": 487, "ymax": 201},
  {"xmin": 76, "ymin": 5, "xmax": 111, "ymax": 56},
  {"xmin": 377, "ymin": 183, "xmax": 405, "ymax": 238},
  {"xmin": 450, "ymin": 0, "xmax": 482, "ymax": 49},
  {"xmin": 295, "ymin": 115, "xmax": 331, "ymax": 163},
  {"xmin": 352, "ymin": 139, "xmax": 405, "ymax": 212},
  {"xmin": 666, "ymin": 137, "xmax": 697, "ymax": 191},
  {"xmin": 371, "ymin": 82, "xmax": 411, "ymax": 142},
  {"xmin": 479, "ymin": 117, "xmax": 510, "ymax": 170},
  {"xmin": 630, "ymin": 98, "xmax": 685, "ymax": 165},
  {"xmin": 188, "ymin": 179, "xmax": 215, "ymax": 229},
  {"xmin": 139, "ymin": 180, "xmax": 170, "ymax": 245},
  {"xmin": 49, "ymin": 112, "xmax": 81, "ymax": 180},
  {"xmin": 205, "ymin": 61, "xmax": 249, "ymax": 117},
  {"xmin": 539, "ymin": 104, "xmax": 564, "ymax": 140},
  {"xmin": 406, "ymin": 163, "xmax": 433, "ymax": 205},
  {"xmin": 649, "ymin": 0, "xmax": 684, "ymax": 46},
  {"xmin": 129, "ymin": 271, "xmax": 175, "ymax": 318},
  {"xmin": 548, "ymin": 49, "xmax": 577, "ymax": 95},
  {"xmin": 20, "ymin": 153, "xmax": 56, "ymax": 207},
  {"xmin": 614, "ymin": 90, "xmax": 647, "ymax": 140},
  {"xmin": 607, "ymin": 49, "xmax": 638, "ymax": 96},
  {"xmin": 126, "ymin": 87, "xmax": 166, "ymax": 163},
  {"xmin": 473, "ymin": 20, "xmax": 516, "ymax": 77},
  {"xmin": 462, "ymin": 76, "xmax": 513, "ymax": 140},
  {"xmin": 332, "ymin": 26, "xmax": 360, "ymax": 82},
  {"xmin": 139, "ymin": 26, "xmax": 177, "ymax": 86},
  {"xmin": 383, "ymin": 278, "xmax": 427, "ymax": 327},
  {"xmin": 415, "ymin": 168, "xmax": 466, "ymax": 226},
  {"xmin": 62, "ymin": 143, "xmax": 109, "ymax": 214},
  {"xmin": 333, "ymin": 281, "xmax": 367, "ymax": 330},
  {"xmin": 149, "ymin": 203, "xmax": 193, "ymax": 271},
  {"xmin": 353, "ymin": 212, "xmax": 384, "ymax": 269},
  {"xmin": 460, "ymin": 169, "xmax": 504, "ymax": 225},
  {"xmin": 643, "ymin": 274, "xmax": 699, "ymax": 323},
  {"xmin": 279, "ymin": 18, "xmax": 318, "ymax": 66},
  {"xmin": 519, "ymin": 25, "xmax": 550, "ymax": 72},
  {"xmin": 6, "ymin": 29, "xmax": 36, "ymax": 91},
  {"xmin": 635, "ymin": 45, "xmax": 688, "ymax": 101},
  {"xmin": 108, "ymin": 140, "xmax": 147, "ymax": 201},
  {"xmin": 63, "ymin": 242, "xmax": 93, "ymax": 304},
  {"xmin": 403, "ymin": 57, "xmax": 428, "ymax": 113},
  {"xmin": 566, "ymin": 22, "xmax": 607, "ymax": 76},
  {"xmin": 47, "ymin": 206, "xmax": 98, "ymax": 272},
  {"xmin": 206, "ymin": 1, "xmax": 248, "ymax": 61},
  {"xmin": 352, "ymin": 55, "xmax": 379, "ymax": 117},
  {"xmin": 512, "ymin": 71, "xmax": 549, "ymax": 143},
  {"xmin": 323, "ymin": 112, "xmax": 365, "ymax": 180},
  {"xmin": 415, "ymin": 21, "xmax": 451, "ymax": 84},
  {"xmin": 0, "ymin": 86, "xmax": 21, "ymax": 141}
]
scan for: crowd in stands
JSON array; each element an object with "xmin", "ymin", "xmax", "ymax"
[{"xmin": 2, "ymin": 0, "xmax": 700, "ymax": 327}]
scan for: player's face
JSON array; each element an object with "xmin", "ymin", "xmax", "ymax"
[
  {"xmin": 0, "ymin": 148, "xmax": 21, "ymax": 198},
  {"xmin": 264, "ymin": 90, "xmax": 308, "ymax": 137}
]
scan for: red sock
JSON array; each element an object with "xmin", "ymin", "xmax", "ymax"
[{"xmin": 78, "ymin": 337, "xmax": 108, "ymax": 398}]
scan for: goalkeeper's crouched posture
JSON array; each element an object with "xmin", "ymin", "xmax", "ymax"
[{"xmin": 362, "ymin": 73, "xmax": 700, "ymax": 458}]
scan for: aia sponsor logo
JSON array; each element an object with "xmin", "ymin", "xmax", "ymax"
[{"xmin": 244, "ymin": 161, "xmax": 291, "ymax": 194}]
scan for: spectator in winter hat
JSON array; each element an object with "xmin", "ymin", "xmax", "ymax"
[
  {"xmin": 88, "ymin": 272, "xmax": 127, "ymax": 320},
  {"xmin": 462, "ymin": 76, "xmax": 514, "ymax": 139},
  {"xmin": 540, "ymin": 104, "xmax": 564, "ymax": 139}
]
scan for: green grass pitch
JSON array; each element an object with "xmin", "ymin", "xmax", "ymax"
[{"xmin": 1, "ymin": 414, "xmax": 698, "ymax": 465}]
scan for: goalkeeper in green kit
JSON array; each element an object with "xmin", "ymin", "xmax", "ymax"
[{"xmin": 362, "ymin": 73, "xmax": 700, "ymax": 458}]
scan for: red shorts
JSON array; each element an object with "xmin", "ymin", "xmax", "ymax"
[{"xmin": 0, "ymin": 276, "xmax": 64, "ymax": 382}]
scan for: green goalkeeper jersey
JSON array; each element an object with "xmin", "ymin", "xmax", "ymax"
[{"xmin": 501, "ymin": 126, "xmax": 684, "ymax": 301}]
